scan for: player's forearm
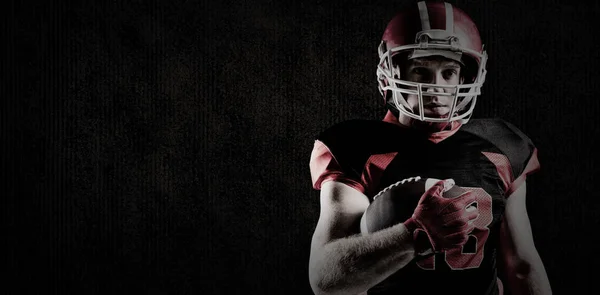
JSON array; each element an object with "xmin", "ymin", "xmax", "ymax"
[{"xmin": 309, "ymin": 223, "xmax": 415, "ymax": 295}]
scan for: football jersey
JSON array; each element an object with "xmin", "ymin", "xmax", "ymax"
[{"xmin": 309, "ymin": 111, "xmax": 540, "ymax": 295}]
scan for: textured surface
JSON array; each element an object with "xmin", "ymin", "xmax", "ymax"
[{"xmin": 3, "ymin": 0, "xmax": 599, "ymax": 294}]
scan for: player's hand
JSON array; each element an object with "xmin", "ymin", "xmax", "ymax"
[{"xmin": 404, "ymin": 179, "xmax": 479, "ymax": 252}]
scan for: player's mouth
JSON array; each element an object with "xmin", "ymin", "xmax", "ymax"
[{"xmin": 423, "ymin": 103, "xmax": 450, "ymax": 116}]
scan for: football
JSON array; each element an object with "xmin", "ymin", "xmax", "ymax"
[{"xmin": 360, "ymin": 176, "xmax": 469, "ymax": 234}]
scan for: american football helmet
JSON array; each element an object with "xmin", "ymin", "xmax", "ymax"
[{"xmin": 377, "ymin": 1, "xmax": 487, "ymax": 123}]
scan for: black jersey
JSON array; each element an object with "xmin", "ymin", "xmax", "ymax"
[{"xmin": 309, "ymin": 114, "xmax": 539, "ymax": 295}]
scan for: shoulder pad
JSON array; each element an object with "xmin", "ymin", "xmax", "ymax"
[
  {"xmin": 461, "ymin": 118, "xmax": 536, "ymax": 178},
  {"xmin": 315, "ymin": 120, "xmax": 407, "ymax": 180}
]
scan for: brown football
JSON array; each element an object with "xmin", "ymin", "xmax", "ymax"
[{"xmin": 360, "ymin": 176, "xmax": 469, "ymax": 234}]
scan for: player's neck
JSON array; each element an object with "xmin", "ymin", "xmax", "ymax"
[{"xmin": 383, "ymin": 110, "xmax": 461, "ymax": 142}]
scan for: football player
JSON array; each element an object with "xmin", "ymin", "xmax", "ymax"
[{"xmin": 307, "ymin": 1, "xmax": 552, "ymax": 295}]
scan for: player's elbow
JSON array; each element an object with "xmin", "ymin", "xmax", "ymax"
[
  {"xmin": 308, "ymin": 260, "xmax": 347, "ymax": 295},
  {"xmin": 511, "ymin": 258, "xmax": 532, "ymax": 280},
  {"xmin": 510, "ymin": 247, "xmax": 546, "ymax": 280},
  {"xmin": 500, "ymin": 239, "xmax": 539, "ymax": 281},
  {"xmin": 308, "ymin": 263, "xmax": 335, "ymax": 295},
  {"xmin": 503, "ymin": 252, "xmax": 552, "ymax": 294},
  {"xmin": 308, "ymin": 271, "xmax": 332, "ymax": 295},
  {"xmin": 309, "ymin": 279, "xmax": 330, "ymax": 295},
  {"xmin": 309, "ymin": 282, "xmax": 345, "ymax": 295}
]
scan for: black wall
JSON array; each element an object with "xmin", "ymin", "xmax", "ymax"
[{"xmin": 4, "ymin": 0, "xmax": 598, "ymax": 294}]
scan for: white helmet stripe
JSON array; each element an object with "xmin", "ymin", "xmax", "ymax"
[
  {"xmin": 445, "ymin": 2, "xmax": 454, "ymax": 33},
  {"xmin": 417, "ymin": 1, "xmax": 431, "ymax": 30}
]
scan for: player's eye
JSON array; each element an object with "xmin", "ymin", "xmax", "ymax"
[
  {"xmin": 412, "ymin": 67, "xmax": 427, "ymax": 75},
  {"xmin": 442, "ymin": 69, "xmax": 458, "ymax": 79},
  {"xmin": 410, "ymin": 67, "xmax": 433, "ymax": 83}
]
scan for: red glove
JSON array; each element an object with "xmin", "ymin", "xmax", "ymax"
[{"xmin": 404, "ymin": 179, "xmax": 479, "ymax": 252}]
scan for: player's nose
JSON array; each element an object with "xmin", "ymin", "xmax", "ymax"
[{"xmin": 424, "ymin": 87, "xmax": 445, "ymax": 103}]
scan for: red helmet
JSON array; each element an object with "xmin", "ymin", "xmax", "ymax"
[{"xmin": 377, "ymin": 1, "xmax": 487, "ymax": 123}]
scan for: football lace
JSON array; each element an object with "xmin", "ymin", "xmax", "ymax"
[{"xmin": 372, "ymin": 176, "xmax": 421, "ymax": 200}]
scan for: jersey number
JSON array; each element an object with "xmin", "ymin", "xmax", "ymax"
[{"xmin": 417, "ymin": 187, "xmax": 493, "ymax": 270}]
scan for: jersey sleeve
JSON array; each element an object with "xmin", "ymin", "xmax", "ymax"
[
  {"xmin": 308, "ymin": 140, "xmax": 366, "ymax": 193},
  {"xmin": 462, "ymin": 119, "xmax": 541, "ymax": 197},
  {"xmin": 502, "ymin": 121, "xmax": 540, "ymax": 196},
  {"xmin": 309, "ymin": 119, "xmax": 405, "ymax": 196}
]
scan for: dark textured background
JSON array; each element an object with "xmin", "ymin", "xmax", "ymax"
[{"xmin": 4, "ymin": 0, "xmax": 598, "ymax": 294}]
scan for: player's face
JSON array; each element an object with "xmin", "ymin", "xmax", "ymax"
[{"xmin": 403, "ymin": 57, "xmax": 464, "ymax": 118}]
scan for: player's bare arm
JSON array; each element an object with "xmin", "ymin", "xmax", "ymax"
[
  {"xmin": 308, "ymin": 180, "xmax": 416, "ymax": 295},
  {"xmin": 499, "ymin": 181, "xmax": 552, "ymax": 295}
]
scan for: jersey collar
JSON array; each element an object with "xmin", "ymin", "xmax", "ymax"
[{"xmin": 382, "ymin": 110, "xmax": 462, "ymax": 143}]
